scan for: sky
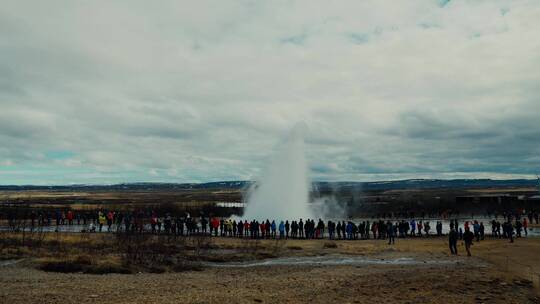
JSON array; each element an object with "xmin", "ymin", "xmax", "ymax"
[{"xmin": 0, "ymin": 0, "xmax": 539, "ymax": 185}]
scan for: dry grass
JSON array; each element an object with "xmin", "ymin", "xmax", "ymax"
[
  {"xmin": 2, "ymin": 231, "xmax": 540, "ymax": 287},
  {"xmin": 36, "ymin": 254, "xmax": 133, "ymax": 274},
  {"xmin": 1, "ymin": 233, "xmax": 540, "ymax": 303}
]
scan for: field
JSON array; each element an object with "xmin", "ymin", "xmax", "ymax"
[
  {"xmin": 1, "ymin": 185, "xmax": 539, "ymax": 303},
  {"xmin": 1, "ymin": 183, "xmax": 538, "ymax": 217},
  {"xmin": 0, "ymin": 232, "xmax": 539, "ymax": 304}
]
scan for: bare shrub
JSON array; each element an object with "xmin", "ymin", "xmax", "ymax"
[
  {"xmin": 171, "ymin": 261, "xmax": 204, "ymax": 272},
  {"xmin": 287, "ymin": 245, "xmax": 303, "ymax": 250},
  {"xmin": 323, "ymin": 241, "xmax": 338, "ymax": 249},
  {"xmin": 84, "ymin": 263, "xmax": 132, "ymax": 275},
  {"xmin": 38, "ymin": 259, "xmax": 84, "ymax": 273}
]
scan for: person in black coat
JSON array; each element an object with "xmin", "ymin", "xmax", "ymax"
[{"xmin": 449, "ymin": 228, "xmax": 458, "ymax": 255}]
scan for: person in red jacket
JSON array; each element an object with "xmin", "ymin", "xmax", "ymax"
[
  {"xmin": 210, "ymin": 217, "xmax": 220, "ymax": 236},
  {"xmin": 243, "ymin": 220, "xmax": 250, "ymax": 237},
  {"xmin": 107, "ymin": 211, "xmax": 114, "ymax": 232},
  {"xmin": 67, "ymin": 211, "xmax": 74, "ymax": 225}
]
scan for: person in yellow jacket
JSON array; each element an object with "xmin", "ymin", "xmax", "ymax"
[
  {"xmin": 226, "ymin": 219, "xmax": 233, "ymax": 236},
  {"xmin": 98, "ymin": 212, "xmax": 106, "ymax": 232}
]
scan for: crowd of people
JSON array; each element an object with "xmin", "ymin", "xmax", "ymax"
[
  {"xmin": 4, "ymin": 209, "xmax": 535, "ymax": 246},
  {"xmin": 447, "ymin": 217, "xmax": 532, "ymax": 256}
]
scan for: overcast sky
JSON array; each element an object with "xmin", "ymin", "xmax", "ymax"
[{"xmin": 1, "ymin": 1, "xmax": 539, "ymax": 185}]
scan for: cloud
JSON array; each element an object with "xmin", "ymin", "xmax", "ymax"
[{"xmin": 0, "ymin": 0, "xmax": 539, "ymax": 184}]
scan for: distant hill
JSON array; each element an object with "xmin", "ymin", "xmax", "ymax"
[
  {"xmin": 0, "ymin": 181, "xmax": 250, "ymax": 191},
  {"xmin": 315, "ymin": 179, "xmax": 539, "ymax": 191},
  {"xmin": 0, "ymin": 179, "xmax": 537, "ymax": 192}
]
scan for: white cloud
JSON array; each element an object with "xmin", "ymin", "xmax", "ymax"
[
  {"xmin": 0, "ymin": 0, "xmax": 539, "ymax": 184},
  {"xmin": 1, "ymin": 160, "xmax": 14, "ymax": 167}
]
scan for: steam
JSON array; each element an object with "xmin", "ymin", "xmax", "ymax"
[
  {"xmin": 311, "ymin": 196, "xmax": 348, "ymax": 220},
  {"xmin": 310, "ymin": 182, "xmax": 350, "ymax": 219},
  {"xmin": 242, "ymin": 123, "xmax": 313, "ymax": 221}
]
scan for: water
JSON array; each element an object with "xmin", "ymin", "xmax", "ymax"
[
  {"xmin": 242, "ymin": 123, "xmax": 313, "ymax": 221},
  {"xmin": 203, "ymin": 255, "xmax": 465, "ymax": 268},
  {"xmin": 0, "ymin": 259, "xmax": 25, "ymax": 267}
]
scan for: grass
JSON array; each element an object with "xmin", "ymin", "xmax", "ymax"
[
  {"xmin": 36, "ymin": 254, "xmax": 133, "ymax": 274},
  {"xmin": 0, "ymin": 232, "xmax": 216, "ymax": 274},
  {"xmin": 1, "ymin": 231, "xmax": 300, "ymax": 274}
]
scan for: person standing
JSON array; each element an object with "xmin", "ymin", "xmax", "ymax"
[
  {"xmin": 508, "ymin": 221, "xmax": 514, "ymax": 243},
  {"xmin": 201, "ymin": 216, "xmax": 208, "ymax": 235},
  {"xmin": 67, "ymin": 210, "xmax": 74, "ymax": 225},
  {"xmin": 436, "ymin": 221, "xmax": 443, "ymax": 237},
  {"xmin": 479, "ymin": 222, "xmax": 485, "ymax": 240},
  {"xmin": 473, "ymin": 221, "xmax": 480, "ymax": 242},
  {"xmin": 449, "ymin": 228, "xmax": 458, "ymax": 255},
  {"xmin": 107, "ymin": 211, "xmax": 114, "ymax": 232},
  {"xmin": 278, "ymin": 221, "xmax": 285, "ymax": 239},
  {"xmin": 515, "ymin": 219, "xmax": 522, "ymax": 238},
  {"xmin": 98, "ymin": 212, "xmax": 106, "ymax": 232},
  {"xmin": 387, "ymin": 221, "xmax": 395, "ymax": 245},
  {"xmin": 463, "ymin": 227, "xmax": 474, "ymax": 257},
  {"xmin": 271, "ymin": 220, "xmax": 277, "ymax": 239}
]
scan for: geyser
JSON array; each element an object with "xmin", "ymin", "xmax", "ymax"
[{"xmin": 242, "ymin": 123, "xmax": 313, "ymax": 221}]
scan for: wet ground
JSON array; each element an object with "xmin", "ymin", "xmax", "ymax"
[{"xmin": 203, "ymin": 254, "xmax": 469, "ymax": 268}]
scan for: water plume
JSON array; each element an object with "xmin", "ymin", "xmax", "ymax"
[{"xmin": 242, "ymin": 123, "xmax": 313, "ymax": 221}]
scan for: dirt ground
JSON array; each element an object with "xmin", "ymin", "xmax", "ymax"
[{"xmin": 1, "ymin": 236, "xmax": 540, "ymax": 304}]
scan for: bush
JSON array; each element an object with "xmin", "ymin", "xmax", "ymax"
[
  {"xmin": 287, "ymin": 246, "xmax": 303, "ymax": 250},
  {"xmin": 39, "ymin": 259, "xmax": 84, "ymax": 273},
  {"xmin": 148, "ymin": 265, "xmax": 166, "ymax": 273},
  {"xmin": 323, "ymin": 242, "xmax": 337, "ymax": 249},
  {"xmin": 74, "ymin": 255, "xmax": 93, "ymax": 265},
  {"xmin": 84, "ymin": 263, "xmax": 132, "ymax": 275},
  {"xmin": 171, "ymin": 261, "xmax": 204, "ymax": 272},
  {"xmin": 38, "ymin": 256, "xmax": 132, "ymax": 274}
]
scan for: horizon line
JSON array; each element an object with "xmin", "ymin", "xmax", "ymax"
[{"xmin": 0, "ymin": 177, "xmax": 539, "ymax": 187}]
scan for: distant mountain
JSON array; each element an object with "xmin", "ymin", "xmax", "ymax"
[
  {"xmin": 0, "ymin": 179, "xmax": 537, "ymax": 192},
  {"xmin": 315, "ymin": 179, "xmax": 539, "ymax": 191},
  {"xmin": 0, "ymin": 181, "xmax": 252, "ymax": 191}
]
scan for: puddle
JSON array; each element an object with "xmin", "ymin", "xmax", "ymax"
[
  {"xmin": 0, "ymin": 259, "xmax": 25, "ymax": 267},
  {"xmin": 203, "ymin": 255, "xmax": 460, "ymax": 268}
]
